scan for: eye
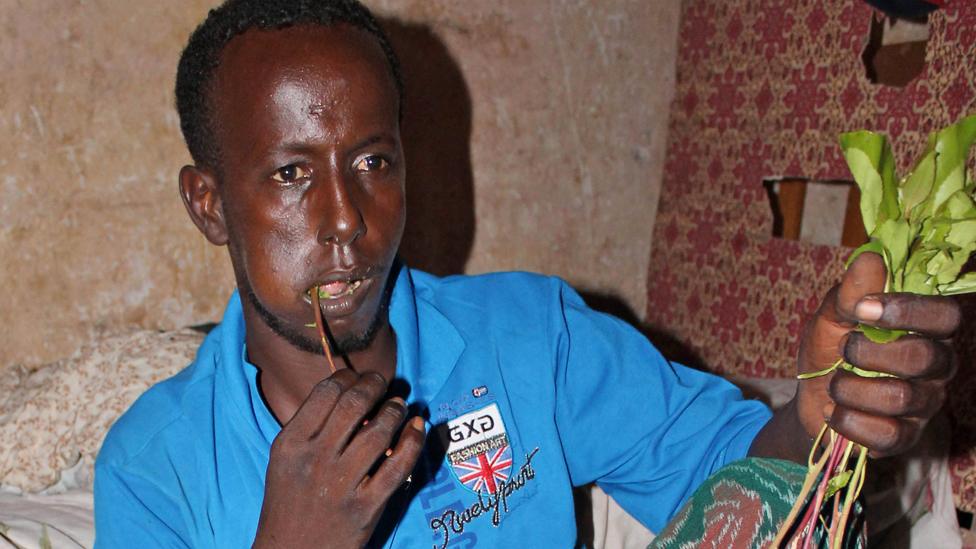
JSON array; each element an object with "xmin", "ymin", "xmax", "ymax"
[
  {"xmin": 353, "ymin": 155, "xmax": 389, "ymax": 173},
  {"xmin": 271, "ymin": 164, "xmax": 310, "ymax": 183}
]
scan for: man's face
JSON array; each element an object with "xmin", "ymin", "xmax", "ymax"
[{"xmin": 208, "ymin": 23, "xmax": 405, "ymax": 355}]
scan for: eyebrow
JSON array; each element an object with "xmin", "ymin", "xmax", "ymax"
[
  {"xmin": 267, "ymin": 134, "xmax": 392, "ymax": 157},
  {"xmin": 350, "ymin": 134, "xmax": 387, "ymax": 151}
]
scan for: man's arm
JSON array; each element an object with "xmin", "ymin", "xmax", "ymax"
[
  {"xmin": 95, "ymin": 452, "xmax": 201, "ymax": 548},
  {"xmin": 749, "ymin": 252, "xmax": 958, "ymax": 461}
]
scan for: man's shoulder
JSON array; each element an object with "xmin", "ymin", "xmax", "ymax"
[
  {"xmin": 409, "ymin": 268, "xmax": 567, "ymax": 311},
  {"xmin": 96, "ymin": 347, "xmax": 218, "ymax": 470}
]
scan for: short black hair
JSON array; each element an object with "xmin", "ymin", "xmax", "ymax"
[{"xmin": 175, "ymin": 0, "xmax": 403, "ymax": 170}]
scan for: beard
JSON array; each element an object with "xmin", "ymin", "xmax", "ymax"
[{"xmin": 240, "ymin": 275, "xmax": 393, "ymax": 357}]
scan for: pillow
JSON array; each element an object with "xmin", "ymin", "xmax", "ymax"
[
  {"xmin": 0, "ymin": 328, "xmax": 203, "ymax": 493},
  {"xmin": 0, "ymin": 489, "xmax": 93, "ymax": 548}
]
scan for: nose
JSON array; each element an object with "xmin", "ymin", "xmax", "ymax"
[{"xmin": 314, "ymin": 173, "xmax": 365, "ymax": 247}]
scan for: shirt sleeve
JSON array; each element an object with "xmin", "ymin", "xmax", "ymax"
[
  {"xmin": 94, "ymin": 461, "xmax": 191, "ymax": 549},
  {"xmin": 548, "ymin": 278, "xmax": 773, "ymax": 533}
]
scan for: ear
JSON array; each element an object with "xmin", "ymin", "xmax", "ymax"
[{"xmin": 179, "ymin": 165, "xmax": 228, "ymax": 246}]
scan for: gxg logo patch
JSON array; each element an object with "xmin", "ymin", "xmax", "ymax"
[{"xmin": 438, "ymin": 403, "xmax": 511, "ymax": 494}]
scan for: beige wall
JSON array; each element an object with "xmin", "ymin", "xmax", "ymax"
[{"xmin": 0, "ymin": 0, "xmax": 679, "ymax": 369}]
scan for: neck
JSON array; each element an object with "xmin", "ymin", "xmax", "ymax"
[{"xmin": 243, "ymin": 308, "xmax": 398, "ymax": 425}]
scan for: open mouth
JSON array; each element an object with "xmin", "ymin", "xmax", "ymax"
[
  {"xmin": 310, "ymin": 278, "xmax": 364, "ymax": 301},
  {"xmin": 302, "ymin": 270, "xmax": 378, "ymax": 326}
]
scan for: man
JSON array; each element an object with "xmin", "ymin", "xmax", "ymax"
[{"xmin": 94, "ymin": 0, "xmax": 959, "ymax": 547}]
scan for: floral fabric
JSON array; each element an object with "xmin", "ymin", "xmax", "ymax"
[{"xmin": 0, "ymin": 329, "xmax": 202, "ymax": 493}]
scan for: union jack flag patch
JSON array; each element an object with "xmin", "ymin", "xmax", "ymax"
[
  {"xmin": 453, "ymin": 443, "xmax": 513, "ymax": 493},
  {"xmin": 439, "ymin": 403, "xmax": 512, "ymax": 494}
]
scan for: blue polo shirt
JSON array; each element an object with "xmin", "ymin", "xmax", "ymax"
[{"xmin": 94, "ymin": 268, "xmax": 771, "ymax": 548}]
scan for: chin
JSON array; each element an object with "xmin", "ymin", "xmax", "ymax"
[
  {"xmin": 331, "ymin": 315, "xmax": 385, "ymax": 354},
  {"xmin": 243, "ymin": 276, "xmax": 390, "ymax": 357}
]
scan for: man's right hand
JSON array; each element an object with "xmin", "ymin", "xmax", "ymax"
[{"xmin": 252, "ymin": 369, "xmax": 426, "ymax": 549}]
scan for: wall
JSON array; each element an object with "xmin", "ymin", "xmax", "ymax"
[{"xmin": 0, "ymin": 1, "xmax": 680, "ymax": 368}]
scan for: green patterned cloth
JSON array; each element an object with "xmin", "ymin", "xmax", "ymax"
[{"xmin": 649, "ymin": 458, "xmax": 865, "ymax": 548}]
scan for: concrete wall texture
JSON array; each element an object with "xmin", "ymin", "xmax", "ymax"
[{"xmin": 0, "ymin": 0, "xmax": 679, "ymax": 368}]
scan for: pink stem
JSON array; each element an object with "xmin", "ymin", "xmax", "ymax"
[{"xmin": 800, "ymin": 433, "xmax": 848, "ymax": 549}]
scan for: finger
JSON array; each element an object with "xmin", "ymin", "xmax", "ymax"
[
  {"xmin": 281, "ymin": 368, "xmax": 360, "ymax": 440},
  {"xmin": 828, "ymin": 406, "xmax": 923, "ymax": 458},
  {"xmin": 341, "ymin": 397, "xmax": 408, "ymax": 479},
  {"xmin": 800, "ymin": 253, "xmax": 888, "ymax": 370},
  {"xmin": 853, "ymin": 293, "xmax": 961, "ymax": 339},
  {"xmin": 834, "ymin": 252, "xmax": 888, "ymax": 324},
  {"xmin": 844, "ymin": 332, "xmax": 956, "ymax": 380},
  {"xmin": 800, "ymin": 286, "xmax": 852, "ymax": 374},
  {"xmin": 316, "ymin": 371, "xmax": 389, "ymax": 452},
  {"xmin": 829, "ymin": 370, "xmax": 946, "ymax": 419},
  {"xmin": 361, "ymin": 416, "xmax": 425, "ymax": 498}
]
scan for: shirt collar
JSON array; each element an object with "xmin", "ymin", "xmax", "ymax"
[
  {"xmin": 216, "ymin": 265, "xmax": 466, "ymax": 446},
  {"xmin": 387, "ymin": 265, "xmax": 466, "ymax": 412}
]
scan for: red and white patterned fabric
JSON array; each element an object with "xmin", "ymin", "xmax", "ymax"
[{"xmin": 648, "ymin": 0, "xmax": 976, "ymax": 510}]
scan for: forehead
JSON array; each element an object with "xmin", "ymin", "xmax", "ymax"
[{"xmin": 210, "ymin": 23, "xmax": 398, "ymax": 150}]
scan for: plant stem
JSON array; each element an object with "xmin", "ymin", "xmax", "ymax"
[
  {"xmin": 772, "ymin": 424, "xmax": 833, "ymax": 547},
  {"xmin": 311, "ymin": 286, "xmax": 338, "ymax": 373}
]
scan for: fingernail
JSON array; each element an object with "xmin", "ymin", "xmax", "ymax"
[
  {"xmin": 390, "ymin": 396, "xmax": 406, "ymax": 408},
  {"xmin": 409, "ymin": 416, "xmax": 425, "ymax": 431},
  {"xmin": 855, "ymin": 298, "xmax": 883, "ymax": 321}
]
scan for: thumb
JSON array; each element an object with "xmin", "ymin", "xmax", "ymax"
[
  {"xmin": 800, "ymin": 251, "xmax": 887, "ymax": 374},
  {"xmin": 834, "ymin": 251, "xmax": 888, "ymax": 325},
  {"xmin": 793, "ymin": 251, "xmax": 888, "ymax": 436}
]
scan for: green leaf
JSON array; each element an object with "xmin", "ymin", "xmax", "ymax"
[
  {"xmin": 920, "ymin": 217, "xmax": 951, "ymax": 247},
  {"xmin": 840, "ymin": 360, "xmax": 899, "ymax": 378},
  {"xmin": 925, "ymin": 249, "xmax": 951, "ymax": 276},
  {"xmin": 923, "ymin": 115, "xmax": 976, "ymax": 218},
  {"xmin": 874, "ymin": 219, "xmax": 912, "ymax": 289},
  {"xmin": 860, "ymin": 325, "xmax": 907, "ymax": 343},
  {"xmin": 903, "ymin": 269, "xmax": 938, "ymax": 295},
  {"xmin": 939, "ymin": 272, "xmax": 976, "ymax": 295},
  {"xmin": 846, "ymin": 148, "xmax": 884, "ymax": 235},
  {"xmin": 939, "ymin": 255, "xmax": 970, "ymax": 285},
  {"xmin": 845, "ymin": 240, "xmax": 885, "ymax": 268},
  {"xmin": 918, "ymin": 241, "xmax": 963, "ymax": 254},
  {"xmin": 840, "ymin": 131, "xmax": 900, "ymax": 235},
  {"xmin": 901, "ymin": 146, "xmax": 937, "ymax": 224},
  {"xmin": 947, "ymin": 220, "xmax": 976, "ymax": 249},
  {"xmin": 924, "ymin": 242, "xmax": 975, "ymax": 285},
  {"xmin": 943, "ymin": 190, "xmax": 976, "ymax": 220},
  {"xmin": 825, "ymin": 470, "xmax": 854, "ymax": 499},
  {"xmin": 797, "ymin": 360, "xmax": 841, "ymax": 380}
]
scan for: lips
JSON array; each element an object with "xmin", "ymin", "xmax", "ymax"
[
  {"xmin": 316, "ymin": 279, "xmax": 363, "ymax": 299},
  {"xmin": 304, "ymin": 269, "xmax": 376, "ymax": 319}
]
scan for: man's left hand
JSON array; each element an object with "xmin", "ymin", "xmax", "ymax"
[{"xmin": 751, "ymin": 251, "xmax": 959, "ymax": 460}]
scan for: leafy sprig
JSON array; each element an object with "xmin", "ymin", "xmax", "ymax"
[
  {"xmin": 775, "ymin": 115, "xmax": 976, "ymax": 549},
  {"xmin": 845, "ymin": 116, "xmax": 976, "ymax": 291}
]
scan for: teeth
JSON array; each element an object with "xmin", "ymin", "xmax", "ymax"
[{"xmin": 315, "ymin": 279, "xmax": 363, "ymax": 300}]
